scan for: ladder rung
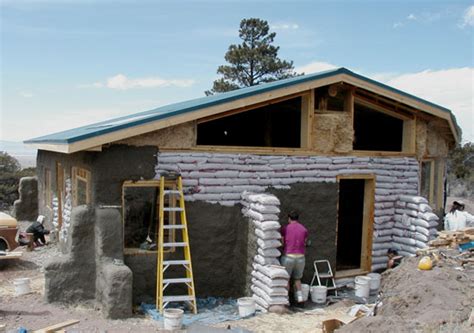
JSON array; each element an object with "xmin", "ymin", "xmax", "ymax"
[
  {"xmin": 163, "ymin": 278, "xmax": 193, "ymax": 284},
  {"xmin": 162, "ymin": 295, "xmax": 195, "ymax": 302},
  {"xmin": 163, "ymin": 260, "xmax": 190, "ymax": 265},
  {"xmin": 163, "ymin": 190, "xmax": 182, "ymax": 195},
  {"xmin": 163, "ymin": 242, "xmax": 188, "ymax": 247},
  {"xmin": 163, "ymin": 207, "xmax": 184, "ymax": 212},
  {"xmin": 163, "ymin": 224, "xmax": 185, "ymax": 229}
]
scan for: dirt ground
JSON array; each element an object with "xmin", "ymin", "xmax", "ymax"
[
  {"xmin": 0, "ymin": 237, "xmax": 352, "ymax": 332},
  {"xmin": 339, "ymin": 255, "xmax": 474, "ymax": 333}
]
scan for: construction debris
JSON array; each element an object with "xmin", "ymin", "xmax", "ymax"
[
  {"xmin": 339, "ymin": 228, "xmax": 474, "ymax": 332},
  {"xmin": 32, "ymin": 319, "xmax": 80, "ymax": 333}
]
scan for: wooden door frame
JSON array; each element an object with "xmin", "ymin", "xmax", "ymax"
[
  {"xmin": 56, "ymin": 162, "xmax": 64, "ymax": 229},
  {"xmin": 335, "ymin": 174, "xmax": 375, "ymax": 278}
]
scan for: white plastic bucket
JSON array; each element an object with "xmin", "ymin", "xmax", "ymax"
[
  {"xmin": 237, "ymin": 297, "xmax": 256, "ymax": 317},
  {"xmin": 354, "ymin": 276, "xmax": 370, "ymax": 299},
  {"xmin": 310, "ymin": 286, "xmax": 327, "ymax": 304},
  {"xmin": 301, "ymin": 284, "xmax": 310, "ymax": 302},
  {"xmin": 163, "ymin": 308, "xmax": 184, "ymax": 330},
  {"xmin": 367, "ymin": 273, "xmax": 381, "ymax": 293},
  {"xmin": 13, "ymin": 278, "xmax": 31, "ymax": 296}
]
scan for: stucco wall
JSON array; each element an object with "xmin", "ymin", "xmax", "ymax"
[{"xmin": 416, "ymin": 119, "xmax": 450, "ymax": 159}]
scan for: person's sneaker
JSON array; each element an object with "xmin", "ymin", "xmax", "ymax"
[{"xmin": 296, "ymin": 291, "xmax": 304, "ymax": 303}]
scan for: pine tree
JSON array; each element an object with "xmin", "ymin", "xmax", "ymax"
[{"xmin": 205, "ymin": 18, "xmax": 301, "ymax": 95}]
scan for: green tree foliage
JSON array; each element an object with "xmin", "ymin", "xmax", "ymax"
[
  {"xmin": 206, "ymin": 18, "xmax": 301, "ymax": 95},
  {"xmin": 0, "ymin": 151, "xmax": 21, "ymax": 174},
  {"xmin": 448, "ymin": 142, "xmax": 474, "ymax": 179},
  {"xmin": 0, "ymin": 151, "xmax": 36, "ymax": 210}
]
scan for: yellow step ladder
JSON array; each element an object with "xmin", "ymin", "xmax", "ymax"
[{"xmin": 156, "ymin": 173, "xmax": 197, "ymax": 314}]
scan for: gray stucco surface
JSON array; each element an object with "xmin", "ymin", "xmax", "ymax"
[
  {"xmin": 45, "ymin": 206, "xmax": 96, "ymax": 303},
  {"xmin": 45, "ymin": 206, "xmax": 132, "ymax": 319},
  {"xmin": 13, "ymin": 176, "xmax": 38, "ymax": 221},
  {"xmin": 270, "ymin": 182, "xmax": 339, "ymax": 282}
]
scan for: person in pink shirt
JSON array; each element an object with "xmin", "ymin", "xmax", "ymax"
[{"xmin": 280, "ymin": 211, "xmax": 309, "ymax": 303}]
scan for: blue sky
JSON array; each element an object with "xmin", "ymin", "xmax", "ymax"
[{"xmin": 1, "ymin": 0, "xmax": 473, "ymax": 143}]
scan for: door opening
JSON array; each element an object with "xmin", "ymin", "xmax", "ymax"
[{"xmin": 336, "ymin": 176, "xmax": 374, "ymax": 275}]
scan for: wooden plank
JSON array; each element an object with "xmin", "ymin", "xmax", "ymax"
[
  {"xmin": 355, "ymin": 90, "xmax": 417, "ymax": 118},
  {"xmin": 177, "ymin": 145, "xmax": 417, "ymax": 157},
  {"xmin": 300, "ymin": 92, "xmax": 313, "ymax": 149},
  {"xmin": 85, "ymin": 145, "xmax": 102, "ymax": 151},
  {"xmin": 33, "ymin": 319, "xmax": 79, "ymax": 333},
  {"xmin": 436, "ymin": 159, "xmax": 445, "ymax": 210},
  {"xmin": 334, "ymin": 268, "xmax": 369, "ymax": 279},
  {"xmin": 337, "ymin": 174, "xmax": 375, "ymax": 180},
  {"xmin": 362, "ymin": 177, "xmax": 375, "ymax": 271},
  {"xmin": 123, "ymin": 180, "xmax": 161, "ymax": 187},
  {"xmin": 56, "ymin": 162, "xmax": 63, "ymax": 229},
  {"xmin": 355, "ymin": 95, "xmax": 414, "ymax": 120},
  {"xmin": 0, "ymin": 252, "xmax": 22, "ymax": 260},
  {"xmin": 402, "ymin": 118, "xmax": 416, "ymax": 154}
]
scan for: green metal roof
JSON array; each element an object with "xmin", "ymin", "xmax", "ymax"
[{"xmin": 25, "ymin": 67, "xmax": 459, "ymax": 145}]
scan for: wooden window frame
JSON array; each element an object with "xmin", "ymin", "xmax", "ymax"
[
  {"xmin": 72, "ymin": 167, "xmax": 91, "ymax": 207},
  {"xmin": 195, "ymin": 92, "xmax": 313, "ymax": 151},
  {"xmin": 44, "ymin": 168, "xmax": 52, "ymax": 208},
  {"xmin": 56, "ymin": 162, "xmax": 64, "ymax": 229},
  {"xmin": 122, "ymin": 180, "xmax": 175, "ymax": 255},
  {"xmin": 335, "ymin": 174, "xmax": 375, "ymax": 278},
  {"xmin": 420, "ymin": 159, "xmax": 436, "ymax": 207},
  {"xmin": 352, "ymin": 97, "xmax": 416, "ymax": 155}
]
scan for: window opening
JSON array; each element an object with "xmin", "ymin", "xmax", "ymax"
[
  {"xmin": 353, "ymin": 103, "xmax": 403, "ymax": 151},
  {"xmin": 122, "ymin": 181, "xmax": 177, "ymax": 255},
  {"xmin": 72, "ymin": 167, "xmax": 91, "ymax": 206},
  {"xmin": 420, "ymin": 160, "xmax": 434, "ymax": 205},
  {"xmin": 197, "ymin": 97, "xmax": 301, "ymax": 148},
  {"xmin": 315, "ymin": 85, "xmax": 346, "ymax": 112}
]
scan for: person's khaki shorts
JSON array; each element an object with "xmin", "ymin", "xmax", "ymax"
[{"xmin": 280, "ymin": 255, "xmax": 305, "ymax": 280}]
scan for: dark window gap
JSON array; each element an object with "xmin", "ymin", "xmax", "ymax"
[{"xmin": 196, "ymin": 97, "xmax": 301, "ymax": 148}]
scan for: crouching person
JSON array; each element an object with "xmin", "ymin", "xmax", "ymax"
[{"xmin": 26, "ymin": 215, "xmax": 50, "ymax": 246}]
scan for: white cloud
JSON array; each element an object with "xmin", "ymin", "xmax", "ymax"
[
  {"xmin": 77, "ymin": 82, "xmax": 103, "ymax": 88},
  {"xmin": 295, "ymin": 61, "xmax": 339, "ymax": 74},
  {"xmin": 393, "ymin": 22, "xmax": 404, "ymax": 29},
  {"xmin": 271, "ymin": 23, "xmax": 299, "ymax": 31},
  {"xmin": 460, "ymin": 5, "xmax": 474, "ymax": 28},
  {"xmin": 385, "ymin": 68, "xmax": 474, "ymax": 143},
  {"xmin": 395, "ymin": 11, "xmax": 442, "ymax": 28},
  {"xmin": 19, "ymin": 91, "xmax": 34, "ymax": 98},
  {"xmin": 81, "ymin": 74, "xmax": 195, "ymax": 90}
]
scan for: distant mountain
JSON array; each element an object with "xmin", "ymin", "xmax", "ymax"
[{"xmin": 0, "ymin": 140, "xmax": 37, "ymax": 168}]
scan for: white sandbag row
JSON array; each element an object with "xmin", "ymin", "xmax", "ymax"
[
  {"xmin": 155, "ymin": 152, "xmax": 419, "ymax": 208},
  {"xmin": 390, "ymin": 195, "xmax": 439, "ymax": 255},
  {"xmin": 53, "ymin": 178, "xmax": 73, "ymax": 243}
]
